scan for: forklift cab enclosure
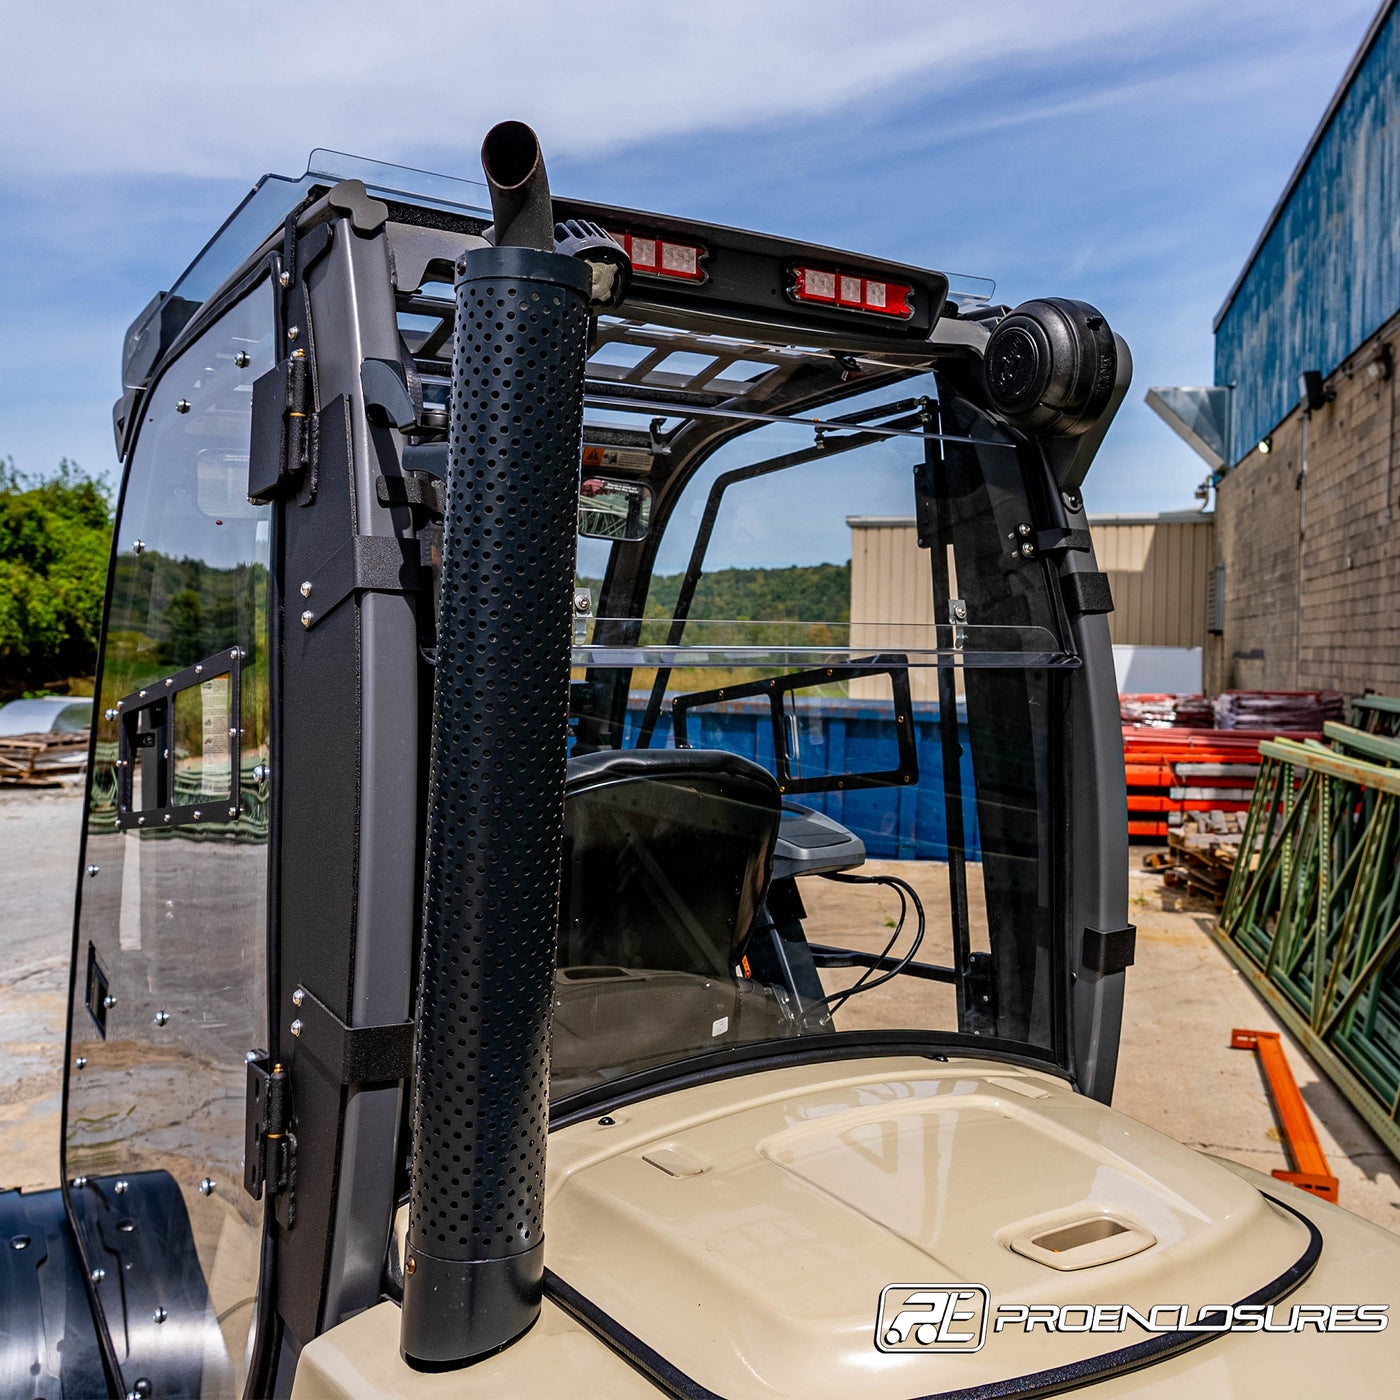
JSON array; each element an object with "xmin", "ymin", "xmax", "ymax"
[{"xmin": 7, "ymin": 135, "xmax": 1398, "ymax": 1399}]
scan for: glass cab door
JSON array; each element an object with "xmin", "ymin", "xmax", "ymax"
[{"xmin": 66, "ymin": 284, "xmax": 275, "ymax": 1399}]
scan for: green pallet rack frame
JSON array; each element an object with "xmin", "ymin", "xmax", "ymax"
[{"xmin": 1213, "ymin": 705, "xmax": 1400, "ymax": 1163}]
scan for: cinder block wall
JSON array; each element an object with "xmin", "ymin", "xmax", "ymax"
[{"xmin": 1213, "ymin": 313, "xmax": 1400, "ymax": 696}]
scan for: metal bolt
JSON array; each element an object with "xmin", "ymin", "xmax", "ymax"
[
  {"xmin": 195, "ymin": 664, "xmax": 203, "ymax": 674},
  {"xmin": 10, "ymin": 1236, "xmax": 30, "ymax": 1250},
  {"xmin": 132, "ymin": 539, "xmax": 145, "ymax": 554},
  {"xmin": 176, "ymin": 399, "xmax": 191, "ymax": 414},
  {"xmin": 300, "ymin": 610, "xmax": 314, "ymax": 628},
  {"xmin": 90, "ymin": 1267, "xmax": 105, "ymax": 1283},
  {"xmin": 104, "ymin": 707, "xmax": 118, "ymax": 721},
  {"xmin": 199, "ymin": 1178, "xmax": 216, "ymax": 1196},
  {"xmin": 1019, "ymin": 542, "xmax": 1036, "ymax": 558},
  {"xmin": 300, "ymin": 580, "xmax": 312, "ymax": 598},
  {"xmin": 71, "ymin": 1177, "xmax": 88, "ymax": 1188},
  {"xmin": 287, "ymin": 326, "xmax": 299, "ymax": 341},
  {"xmin": 192, "ymin": 810, "xmax": 201, "ymax": 820},
  {"xmin": 1060, "ymin": 489, "xmax": 1082, "ymax": 512},
  {"xmin": 74, "ymin": 1056, "xmax": 87, "ymax": 1070},
  {"xmin": 279, "ymin": 270, "xmax": 292, "ymax": 288},
  {"xmin": 290, "ymin": 1018, "xmax": 303, "ymax": 1037},
  {"xmin": 165, "ymin": 678, "xmax": 173, "ymax": 687},
  {"xmin": 114, "ymin": 1179, "xmax": 129, "ymax": 1194},
  {"xmin": 597, "ymin": 1116, "xmax": 616, "ymax": 1126},
  {"xmin": 252, "ymin": 764, "xmax": 268, "ymax": 782},
  {"xmin": 137, "ymin": 817, "xmax": 145, "ymax": 826},
  {"xmin": 162, "ymin": 813, "xmax": 171, "ymax": 824},
  {"xmin": 1016, "ymin": 522, "xmax": 1032, "ymax": 537},
  {"xmin": 138, "ymin": 689, "xmax": 147, "ymax": 698},
  {"xmin": 228, "ymin": 727, "xmax": 239, "ymax": 737},
  {"xmin": 405, "ymin": 1257, "xmax": 417, "ymax": 1275},
  {"xmin": 228, "ymin": 806, "xmax": 238, "ymax": 817},
  {"xmin": 87, "ymin": 864, "xmax": 100, "ymax": 878},
  {"xmin": 953, "ymin": 602, "xmax": 967, "ymax": 621},
  {"xmin": 153, "ymin": 1011, "xmax": 169, "ymax": 1027},
  {"xmin": 234, "ymin": 350, "xmax": 250, "ymax": 368},
  {"xmin": 152, "ymin": 1306, "xmax": 167, "ymax": 1324},
  {"xmin": 103, "ymin": 994, "xmax": 117, "ymax": 1009},
  {"xmin": 292, "ymin": 988, "xmax": 305, "ymax": 1007}
]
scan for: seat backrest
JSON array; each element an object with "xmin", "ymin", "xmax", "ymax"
[{"xmin": 560, "ymin": 749, "xmax": 781, "ymax": 977}]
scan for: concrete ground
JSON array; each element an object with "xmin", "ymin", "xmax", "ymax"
[
  {"xmin": 1114, "ymin": 848, "xmax": 1400, "ymax": 1234},
  {"xmin": 2, "ymin": 786, "xmax": 1398, "ymax": 1234},
  {"xmin": 0, "ymin": 782, "xmax": 83, "ymax": 1191}
]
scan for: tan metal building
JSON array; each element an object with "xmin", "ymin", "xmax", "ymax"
[
  {"xmin": 1087, "ymin": 511, "xmax": 1214, "ymax": 650},
  {"xmin": 847, "ymin": 510, "xmax": 1215, "ymax": 699}
]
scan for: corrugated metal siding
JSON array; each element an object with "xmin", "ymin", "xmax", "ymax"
[
  {"xmin": 848, "ymin": 522, "xmax": 940, "ymax": 700},
  {"xmin": 848, "ymin": 518, "xmax": 1212, "ymax": 665},
  {"xmin": 1091, "ymin": 519, "xmax": 1214, "ymax": 648},
  {"xmin": 1216, "ymin": 3, "xmax": 1400, "ymax": 459}
]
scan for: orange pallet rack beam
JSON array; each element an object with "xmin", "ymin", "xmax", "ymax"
[{"xmin": 1231, "ymin": 1029, "xmax": 1339, "ymax": 1202}]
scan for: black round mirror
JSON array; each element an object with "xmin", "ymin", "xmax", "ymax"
[{"xmin": 982, "ymin": 297, "xmax": 1117, "ymax": 436}]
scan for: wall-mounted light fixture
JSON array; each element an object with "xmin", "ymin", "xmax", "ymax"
[
  {"xmin": 1258, "ymin": 437, "xmax": 1273, "ymax": 454},
  {"xmin": 1366, "ymin": 343, "xmax": 1393, "ymax": 382},
  {"xmin": 1298, "ymin": 369, "xmax": 1335, "ymax": 413}
]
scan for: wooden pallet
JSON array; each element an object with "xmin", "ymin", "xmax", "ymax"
[
  {"xmin": 0, "ymin": 731, "xmax": 89, "ymax": 785},
  {"xmin": 1158, "ymin": 811, "xmax": 1247, "ymax": 908}
]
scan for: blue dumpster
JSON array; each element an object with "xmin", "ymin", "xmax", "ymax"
[{"xmin": 603, "ymin": 696, "xmax": 981, "ymax": 861}]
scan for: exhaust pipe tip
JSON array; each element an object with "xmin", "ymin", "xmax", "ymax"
[
  {"xmin": 480, "ymin": 121, "xmax": 554, "ymax": 252},
  {"xmin": 481, "ymin": 120, "xmax": 544, "ymax": 195}
]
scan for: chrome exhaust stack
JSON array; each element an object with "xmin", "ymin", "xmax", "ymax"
[{"xmin": 399, "ymin": 123, "xmax": 593, "ymax": 1369}]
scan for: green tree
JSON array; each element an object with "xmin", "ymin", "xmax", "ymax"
[{"xmin": 0, "ymin": 458, "xmax": 114, "ymax": 698}]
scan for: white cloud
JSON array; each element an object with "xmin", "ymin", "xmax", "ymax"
[{"xmin": 0, "ymin": 0, "xmax": 1355, "ymax": 181}]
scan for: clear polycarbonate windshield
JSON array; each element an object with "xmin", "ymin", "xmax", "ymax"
[{"xmin": 555, "ymin": 370, "xmax": 1068, "ymax": 1099}]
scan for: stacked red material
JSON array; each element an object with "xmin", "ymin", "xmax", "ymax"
[
  {"xmin": 1213, "ymin": 690, "xmax": 1346, "ymax": 731},
  {"xmin": 1119, "ymin": 694, "xmax": 1215, "ymax": 728},
  {"xmin": 1121, "ymin": 726, "xmax": 1318, "ymax": 839}
]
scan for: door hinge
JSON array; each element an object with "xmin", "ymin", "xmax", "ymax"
[
  {"xmin": 248, "ymin": 353, "xmax": 313, "ymax": 503},
  {"xmin": 244, "ymin": 1055, "xmax": 297, "ymax": 1226}
]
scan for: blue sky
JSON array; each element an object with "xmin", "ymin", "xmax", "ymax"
[{"xmin": 0, "ymin": 0, "xmax": 1381, "ymax": 519}]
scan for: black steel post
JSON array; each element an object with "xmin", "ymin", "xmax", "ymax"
[{"xmin": 400, "ymin": 243, "xmax": 591, "ymax": 1368}]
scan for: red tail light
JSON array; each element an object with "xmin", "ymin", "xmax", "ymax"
[
  {"xmin": 608, "ymin": 230, "xmax": 707, "ymax": 283},
  {"xmin": 789, "ymin": 265, "xmax": 913, "ymax": 319}
]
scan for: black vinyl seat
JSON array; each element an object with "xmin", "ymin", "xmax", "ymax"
[{"xmin": 552, "ymin": 748, "xmax": 790, "ymax": 1091}]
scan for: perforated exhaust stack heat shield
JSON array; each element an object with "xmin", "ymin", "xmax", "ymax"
[{"xmin": 400, "ymin": 243, "xmax": 591, "ymax": 1368}]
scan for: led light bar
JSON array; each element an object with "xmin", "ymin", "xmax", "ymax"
[
  {"xmin": 789, "ymin": 265, "xmax": 914, "ymax": 319},
  {"xmin": 608, "ymin": 229, "xmax": 707, "ymax": 282}
]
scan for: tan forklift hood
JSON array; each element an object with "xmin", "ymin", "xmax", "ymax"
[{"xmin": 293, "ymin": 1057, "xmax": 1400, "ymax": 1398}]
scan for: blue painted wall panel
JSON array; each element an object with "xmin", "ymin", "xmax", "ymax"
[{"xmin": 1216, "ymin": 5, "xmax": 1400, "ymax": 459}]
